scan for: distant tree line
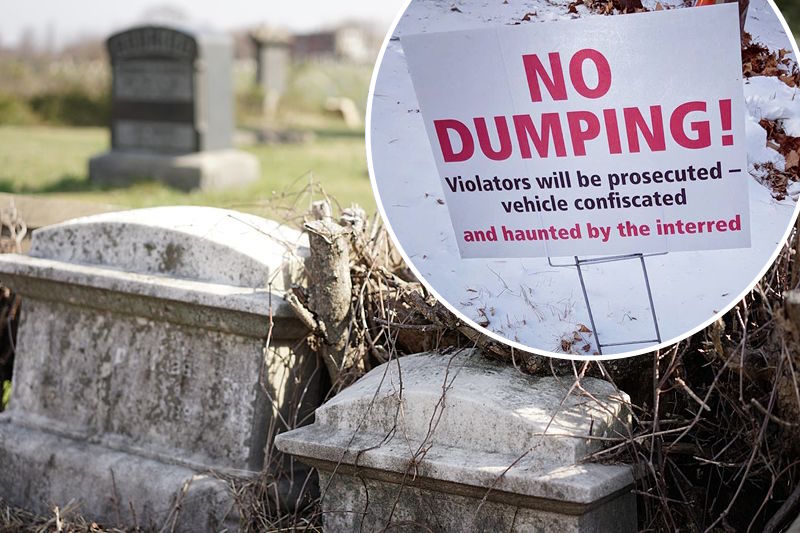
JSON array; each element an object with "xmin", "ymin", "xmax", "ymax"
[{"xmin": 0, "ymin": 90, "xmax": 108, "ymax": 127}]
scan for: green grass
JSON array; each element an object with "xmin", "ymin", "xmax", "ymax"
[{"xmin": 0, "ymin": 125, "xmax": 375, "ymax": 223}]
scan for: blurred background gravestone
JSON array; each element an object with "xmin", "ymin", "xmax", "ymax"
[
  {"xmin": 89, "ymin": 26, "xmax": 260, "ymax": 191},
  {"xmin": 250, "ymin": 26, "xmax": 291, "ymax": 119}
]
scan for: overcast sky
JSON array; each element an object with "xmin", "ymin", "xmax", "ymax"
[{"xmin": 1, "ymin": 0, "xmax": 408, "ymax": 48}]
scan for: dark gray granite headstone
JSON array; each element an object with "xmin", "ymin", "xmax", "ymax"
[{"xmin": 107, "ymin": 26, "xmax": 232, "ymax": 154}]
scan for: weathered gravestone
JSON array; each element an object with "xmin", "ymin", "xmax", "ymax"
[
  {"xmin": 89, "ymin": 26, "xmax": 260, "ymax": 191},
  {"xmin": 0, "ymin": 206, "xmax": 321, "ymax": 531},
  {"xmin": 277, "ymin": 350, "xmax": 637, "ymax": 532},
  {"xmin": 250, "ymin": 27, "xmax": 291, "ymax": 117}
]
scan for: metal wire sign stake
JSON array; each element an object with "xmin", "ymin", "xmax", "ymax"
[{"xmin": 548, "ymin": 252, "xmax": 666, "ymax": 355}]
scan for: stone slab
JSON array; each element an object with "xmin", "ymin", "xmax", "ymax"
[
  {"xmin": 25, "ymin": 206, "xmax": 306, "ymax": 290},
  {"xmin": 0, "ymin": 207, "xmax": 314, "ymax": 473},
  {"xmin": 89, "ymin": 149, "xmax": 259, "ymax": 191},
  {"xmin": 318, "ymin": 471, "xmax": 635, "ymax": 533},
  {"xmin": 5, "ymin": 297, "xmax": 308, "ymax": 472},
  {"xmin": 0, "ymin": 206, "xmax": 309, "ymax": 338},
  {"xmin": 276, "ymin": 349, "xmax": 636, "ymax": 532},
  {"xmin": 0, "ymin": 257, "xmax": 303, "ymax": 339},
  {"xmin": 0, "ymin": 207, "xmax": 321, "ymax": 530},
  {"xmin": 312, "ymin": 351, "xmax": 630, "ymax": 463},
  {"xmin": 0, "ymin": 420, "xmax": 238, "ymax": 532},
  {"xmin": 275, "ymin": 423, "xmax": 632, "ymax": 505}
]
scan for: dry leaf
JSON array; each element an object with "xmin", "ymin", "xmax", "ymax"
[{"xmin": 786, "ymin": 150, "xmax": 799, "ymax": 170}]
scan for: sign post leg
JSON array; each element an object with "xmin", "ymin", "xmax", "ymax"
[
  {"xmin": 552, "ymin": 253, "xmax": 664, "ymax": 355},
  {"xmin": 574, "ymin": 256, "xmax": 602, "ymax": 354}
]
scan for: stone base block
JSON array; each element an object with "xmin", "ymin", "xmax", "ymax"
[
  {"xmin": 276, "ymin": 350, "xmax": 637, "ymax": 532},
  {"xmin": 318, "ymin": 471, "xmax": 636, "ymax": 533},
  {"xmin": 0, "ymin": 418, "xmax": 238, "ymax": 532},
  {"xmin": 88, "ymin": 149, "xmax": 260, "ymax": 191}
]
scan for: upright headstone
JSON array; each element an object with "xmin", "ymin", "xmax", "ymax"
[
  {"xmin": 250, "ymin": 27, "xmax": 292, "ymax": 117},
  {"xmin": 0, "ymin": 207, "xmax": 321, "ymax": 531},
  {"xmin": 276, "ymin": 350, "xmax": 637, "ymax": 532},
  {"xmin": 89, "ymin": 26, "xmax": 260, "ymax": 191}
]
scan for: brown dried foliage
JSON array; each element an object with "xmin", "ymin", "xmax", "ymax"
[
  {"xmin": 0, "ymin": 500, "xmax": 130, "ymax": 533},
  {"xmin": 742, "ymin": 32, "xmax": 800, "ymax": 86},
  {"xmin": 760, "ymin": 119, "xmax": 800, "ymax": 200},
  {"xmin": 742, "ymin": 31, "xmax": 800, "ymax": 199}
]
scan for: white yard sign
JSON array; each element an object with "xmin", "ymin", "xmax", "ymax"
[{"xmin": 402, "ymin": 4, "xmax": 750, "ymax": 258}]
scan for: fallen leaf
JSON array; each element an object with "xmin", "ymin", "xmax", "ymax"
[{"xmin": 787, "ymin": 150, "xmax": 799, "ymax": 170}]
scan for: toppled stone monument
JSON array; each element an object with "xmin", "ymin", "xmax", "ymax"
[
  {"xmin": 0, "ymin": 206, "xmax": 320, "ymax": 531},
  {"xmin": 89, "ymin": 26, "xmax": 260, "ymax": 191},
  {"xmin": 276, "ymin": 350, "xmax": 636, "ymax": 532}
]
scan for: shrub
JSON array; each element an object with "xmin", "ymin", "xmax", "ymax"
[
  {"xmin": 0, "ymin": 93, "xmax": 37, "ymax": 126},
  {"xmin": 236, "ymin": 84, "xmax": 265, "ymax": 124},
  {"xmin": 28, "ymin": 89, "xmax": 109, "ymax": 127}
]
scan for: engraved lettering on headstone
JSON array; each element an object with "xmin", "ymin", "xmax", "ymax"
[
  {"xmin": 114, "ymin": 61, "xmax": 193, "ymax": 102},
  {"xmin": 164, "ymin": 355, "xmax": 193, "ymax": 379},
  {"xmin": 113, "ymin": 347, "xmax": 127, "ymax": 366},
  {"xmin": 182, "ymin": 360, "xmax": 192, "ymax": 379},
  {"xmin": 114, "ymin": 121, "xmax": 195, "ymax": 153},
  {"xmin": 107, "ymin": 27, "xmax": 199, "ymax": 153}
]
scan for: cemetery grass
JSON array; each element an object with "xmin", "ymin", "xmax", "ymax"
[{"xmin": 0, "ymin": 125, "xmax": 376, "ymax": 221}]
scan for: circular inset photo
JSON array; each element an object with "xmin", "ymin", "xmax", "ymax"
[{"xmin": 368, "ymin": 0, "xmax": 800, "ymax": 359}]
